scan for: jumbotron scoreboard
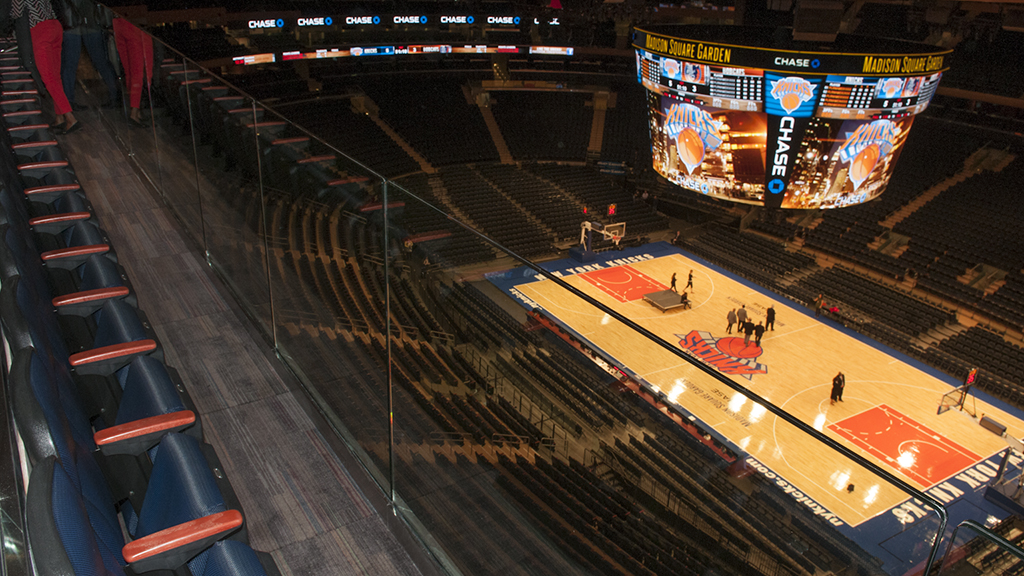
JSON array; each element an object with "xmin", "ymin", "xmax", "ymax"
[{"xmin": 634, "ymin": 26, "xmax": 950, "ymax": 209}]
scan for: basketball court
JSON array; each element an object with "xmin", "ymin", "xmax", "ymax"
[{"xmin": 491, "ymin": 241, "xmax": 1024, "ymax": 571}]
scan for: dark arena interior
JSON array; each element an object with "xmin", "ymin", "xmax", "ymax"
[{"xmin": 2, "ymin": 0, "xmax": 1024, "ymax": 575}]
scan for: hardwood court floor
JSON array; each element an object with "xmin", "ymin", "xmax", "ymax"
[{"xmin": 515, "ymin": 251, "xmax": 1024, "ymax": 526}]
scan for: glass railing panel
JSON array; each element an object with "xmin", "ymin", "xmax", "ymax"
[
  {"xmin": 383, "ymin": 181, "xmax": 946, "ymax": 576},
  {"xmin": 189, "ymin": 82, "xmax": 273, "ymax": 333},
  {"xmin": 938, "ymin": 519, "xmax": 1024, "ymax": 575},
  {"xmin": 256, "ymin": 105, "xmax": 394, "ymax": 494},
  {"xmin": 132, "ymin": 47, "xmax": 207, "ymax": 247},
  {"xmin": 90, "ymin": 4, "xmax": 131, "ymax": 152}
]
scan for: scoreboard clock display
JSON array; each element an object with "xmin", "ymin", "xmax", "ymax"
[{"xmin": 634, "ymin": 26, "xmax": 950, "ymax": 210}]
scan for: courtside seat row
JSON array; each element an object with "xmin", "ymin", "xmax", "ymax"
[{"xmin": 0, "ymin": 43, "xmax": 277, "ymax": 576}]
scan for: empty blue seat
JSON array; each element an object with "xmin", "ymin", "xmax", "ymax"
[
  {"xmin": 0, "ymin": 221, "xmax": 133, "ymax": 307},
  {"xmin": 27, "ymin": 454, "xmax": 256, "ymax": 576},
  {"xmin": 3, "ymin": 274, "xmax": 157, "ymax": 380}
]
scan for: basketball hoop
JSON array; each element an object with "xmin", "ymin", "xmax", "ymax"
[{"xmin": 580, "ymin": 221, "xmax": 627, "ymax": 251}]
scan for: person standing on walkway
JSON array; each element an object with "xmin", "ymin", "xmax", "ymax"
[
  {"xmin": 61, "ymin": 0, "xmax": 119, "ymax": 109},
  {"xmin": 726, "ymin": 308, "xmax": 737, "ymax": 334},
  {"xmin": 766, "ymin": 305, "xmax": 776, "ymax": 331},
  {"xmin": 830, "ymin": 372, "xmax": 845, "ymax": 404},
  {"xmin": 814, "ymin": 294, "xmax": 825, "ymax": 317},
  {"xmin": 10, "ymin": 0, "xmax": 79, "ymax": 133},
  {"xmin": 685, "ymin": 269, "xmax": 694, "ymax": 291},
  {"xmin": 669, "ymin": 272, "xmax": 677, "ymax": 293},
  {"xmin": 754, "ymin": 321, "xmax": 765, "ymax": 346}
]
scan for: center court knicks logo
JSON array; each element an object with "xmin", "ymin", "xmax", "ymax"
[{"xmin": 677, "ymin": 330, "xmax": 767, "ymax": 380}]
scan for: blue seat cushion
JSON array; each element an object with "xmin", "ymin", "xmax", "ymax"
[
  {"xmin": 49, "ymin": 458, "xmax": 126, "ymax": 576},
  {"xmin": 78, "ymin": 254, "xmax": 126, "ymax": 291},
  {"xmin": 62, "ymin": 220, "xmax": 105, "ymax": 248},
  {"xmin": 114, "ymin": 356, "xmax": 186, "ymax": 425},
  {"xmin": 92, "ymin": 299, "xmax": 148, "ymax": 348},
  {"xmin": 135, "ymin": 433, "xmax": 226, "ymax": 538}
]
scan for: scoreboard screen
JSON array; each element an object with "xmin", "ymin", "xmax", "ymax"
[{"xmin": 635, "ymin": 26, "xmax": 950, "ymax": 210}]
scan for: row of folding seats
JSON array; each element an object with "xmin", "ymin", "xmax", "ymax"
[{"xmin": 0, "ymin": 43, "xmax": 277, "ymax": 576}]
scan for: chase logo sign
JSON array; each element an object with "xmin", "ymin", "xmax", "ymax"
[
  {"xmin": 297, "ymin": 17, "xmax": 332, "ymax": 26},
  {"xmin": 345, "ymin": 16, "xmax": 380, "ymax": 25},
  {"xmin": 249, "ymin": 19, "xmax": 284, "ymax": 29},
  {"xmin": 394, "ymin": 15, "xmax": 427, "ymax": 24},
  {"xmin": 487, "ymin": 16, "xmax": 521, "ymax": 25},
  {"xmin": 774, "ymin": 57, "xmax": 820, "ymax": 69},
  {"xmin": 767, "ymin": 75, "xmax": 817, "ymax": 116},
  {"xmin": 664, "ymin": 103, "xmax": 723, "ymax": 175},
  {"xmin": 440, "ymin": 15, "xmax": 473, "ymax": 24}
]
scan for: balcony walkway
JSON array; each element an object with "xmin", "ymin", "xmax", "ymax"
[{"xmin": 57, "ymin": 106, "xmax": 434, "ymax": 576}]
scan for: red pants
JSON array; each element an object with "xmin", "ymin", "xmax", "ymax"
[
  {"xmin": 113, "ymin": 18, "xmax": 153, "ymax": 109},
  {"xmin": 30, "ymin": 19, "xmax": 71, "ymax": 116}
]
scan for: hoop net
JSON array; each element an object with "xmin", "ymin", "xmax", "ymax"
[{"xmin": 938, "ymin": 384, "xmax": 976, "ymax": 417}]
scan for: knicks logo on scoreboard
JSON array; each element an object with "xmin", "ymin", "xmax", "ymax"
[
  {"xmin": 875, "ymin": 77, "xmax": 905, "ymax": 99},
  {"xmin": 838, "ymin": 119, "xmax": 898, "ymax": 190},
  {"xmin": 664, "ymin": 103, "xmax": 723, "ymax": 175},
  {"xmin": 767, "ymin": 76, "xmax": 817, "ymax": 116},
  {"xmin": 676, "ymin": 330, "xmax": 768, "ymax": 380}
]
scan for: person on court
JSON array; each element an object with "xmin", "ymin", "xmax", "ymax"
[
  {"xmin": 743, "ymin": 319, "xmax": 756, "ymax": 346},
  {"xmin": 830, "ymin": 372, "xmax": 845, "ymax": 404},
  {"xmin": 754, "ymin": 321, "xmax": 765, "ymax": 346},
  {"xmin": 766, "ymin": 305, "xmax": 775, "ymax": 331},
  {"xmin": 685, "ymin": 269, "xmax": 694, "ymax": 291},
  {"xmin": 737, "ymin": 305, "xmax": 748, "ymax": 326},
  {"xmin": 670, "ymin": 273, "xmax": 677, "ymax": 292},
  {"xmin": 680, "ymin": 291, "xmax": 691, "ymax": 309},
  {"xmin": 726, "ymin": 308, "xmax": 737, "ymax": 333}
]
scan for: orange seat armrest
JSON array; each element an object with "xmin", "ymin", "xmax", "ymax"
[
  {"xmin": 24, "ymin": 183, "xmax": 81, "ymax": 197},
  {"xmin": 29, "ymin": 211, "xmax": 91, "ymax": 226},
  {"xmin": 41, "ymin": 244, "xmax": 108, "ymax": 261},
  {"xmin": 52, "ymin": 286, "xmax": 129, "ymax": 307},
  {"xmin": 69, "ymin": 340, "xmax": 157, "ymax": 366},
  {"xmin": 17, "ymin": 160, "xmax": 67, "ymax": 170},
  {"xmin": 11, "ymin": 140, "xmax": 57, "ymax": 149},
  {"xmin": 122, "ymin": 510, "xmax": 243, "ymax": 563},
  {"xmin": 94, "ymin": 410, "xmax": 195, "ymax": 446}
]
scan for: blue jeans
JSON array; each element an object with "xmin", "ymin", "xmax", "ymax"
[{"xmin": 61, "ymin": 29, "xmax": 120, "ymax": 106}]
